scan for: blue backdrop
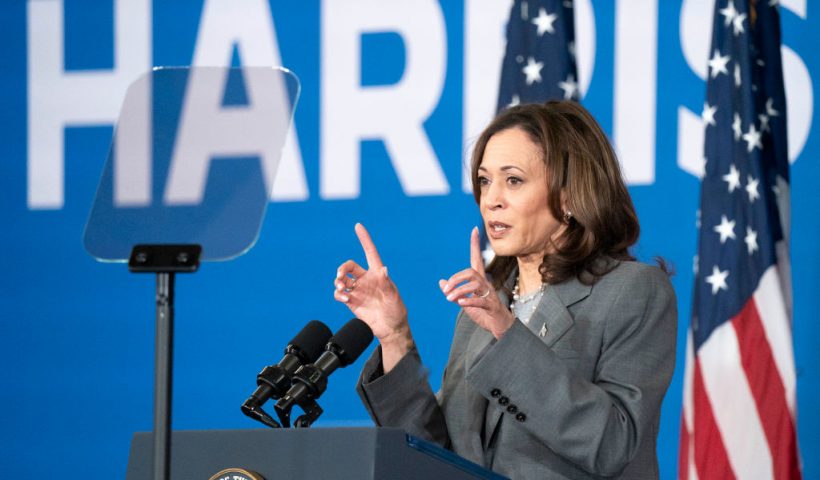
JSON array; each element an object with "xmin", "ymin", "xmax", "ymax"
[{"xmin": 1, "ymin": 1, "xmax": 818, "ymax": 478}]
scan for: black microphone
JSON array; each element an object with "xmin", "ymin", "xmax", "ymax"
[
  {"xmin": 274, "ymin": 318, "xmax": 374, "ymax": 416},
  {"xmin": 241, "ymin": 320, "xmax": 333, "ymax": 422}
]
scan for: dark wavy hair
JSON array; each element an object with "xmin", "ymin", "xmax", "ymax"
[{"xmin": 471, "ymin": 101, "xmax": 640, "ymax": 290}]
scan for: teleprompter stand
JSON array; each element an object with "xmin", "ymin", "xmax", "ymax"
[
  {"xmin": 83, "ymin": 66, "xmax": 301, "ymax": 480},
  {"xmin": 128, "ymin": 244, "xmax": 202, "ymax": 480}
]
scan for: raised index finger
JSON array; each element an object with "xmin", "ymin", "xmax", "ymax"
[
  {"xmin": 355, "ymin": 223, "xmax": 384, "ymax": 269},
  {"xmin": 470, "ymin": 227, "xmax": 486, "ymax": 275}
]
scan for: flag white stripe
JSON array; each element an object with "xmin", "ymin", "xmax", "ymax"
[
  {"xmin": 688, "ymin": 433, "xmax": 699, "ymax": 480},
  {"xmin": 753, "ymin": 265, "xmax": 798, "ymax": 416},
  {"xmin": 699, "ymin": 321, "xmax": 773, "ymax": 479}
]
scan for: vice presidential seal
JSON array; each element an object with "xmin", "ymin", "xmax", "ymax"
[{"xmin": 208, "ymin": 467, "xmax": 265, "ymax": 480}]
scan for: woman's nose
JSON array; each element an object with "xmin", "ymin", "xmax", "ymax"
[{"xmin": 484, "ymin": 183, "xmax": 505, "ymax": 210}]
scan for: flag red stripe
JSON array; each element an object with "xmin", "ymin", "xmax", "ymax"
[
  {"xmin": 732, "ymin": 299, "xmax": 802, "ymax": 480},
  {"xmin": 678, "ymin": 413, "xmax": 690, "ymax": 480},
  {"xmin": 693, "ymin": 359, "xmax": 736, "ymax": 479}
]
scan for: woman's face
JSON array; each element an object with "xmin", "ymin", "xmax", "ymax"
[{"xmin": 478, "ymin": 127, "xmax": 564, "ymax": 259}]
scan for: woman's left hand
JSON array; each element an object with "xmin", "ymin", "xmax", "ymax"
[{"xmin": 439, "ymin": 227, "xmax": 515, "ymax": 339}]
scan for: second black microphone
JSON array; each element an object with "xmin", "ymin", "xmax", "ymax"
[{"xmin": 274, "ymin": 318, "xmax": 374, "ymax": 415}]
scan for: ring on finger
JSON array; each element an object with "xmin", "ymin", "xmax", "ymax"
[{"xmin": 477, "ymin": 288, "xmax": 491, "ymax": 298}]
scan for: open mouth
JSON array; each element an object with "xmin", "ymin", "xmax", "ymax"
[{"xmin": 487, "ymin": 221, "xmax": 511, "ymax": 238}]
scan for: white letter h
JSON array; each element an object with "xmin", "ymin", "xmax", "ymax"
[{"xmin": 27, "ymin": 0, "xmax": 151, "ymax": 209}]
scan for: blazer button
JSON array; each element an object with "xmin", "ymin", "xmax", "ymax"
[
  {"xmin": 490, "ymin": 388, "xmax": 501, "ymax": 398},
  {"xmin": 498, "ymin": 396, "xmax": 509, "ymax": 406},
  {"xmin": 515, "ymin": 412, "xmax": 527, "ymax": 422},
  {"xmin": 506, "ymin": 405, "xmax": 518, "ymax": 414}
]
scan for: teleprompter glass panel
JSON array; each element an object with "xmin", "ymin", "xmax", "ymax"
[{"xmin": 84, "ymin": 66, "xmax": 300, "ymax": 262}]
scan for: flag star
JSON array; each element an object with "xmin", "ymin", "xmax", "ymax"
[
  {"xmin": 765, "ymin": 97, "xmax": 779, "ymax": 117},
  {"xmin": 722, "ymin": 164, "xmax": 741, "ymax": 192},
  {"xmin": 745, "ymin": 226, "xmax": 759, "ymax": 254},
  {"xmin": 720, "ymin": 0, "xmax": 738, "ymax": 26},
  {"xmin": 732, "ymin": 113, "xmax": 743, "ymax": 140},
  {"xmin": 746, "ymin": 175, "xmax": 760, "ymax": 202},
  {"xmin": 532, "ymin": 8, "xmax": 558, "ymax": 36},
  {"xmin": 708, "ymin": 50, "xmax": 730, "ymax": 78},
  {"xmin": 759, "ymin": 113, "xmax": 770, "ymax": 132},
  {"xmin": 508, "ymin": 94, "xmax": 521, "ymax": 107},
  {"xmin": 734, "ymin": 63, "xmax": 741, "ymax": 86},
  {"xmin": 732, "ymin": 13, "xmax": 747, "ymax": 35},
  {"xmin": 706, "ymin": 265, "xmax": 730, "ymax": 295},
  {"xmin": 702, "ymin": 102, "xmax": 718, "ymax": 126},
  {"xmin": 742, "ymin": 123, "xmax": 762, "ymax": 152},
  {"xmin": 558, "ymin": 73, "xmax": 578, "ymax": 100},
  {"xmin": 714, "ymin": 214, "xmax": 737, "ymax": 243},
  {"xmin": 522, "ymin": 56, "xmax": 544, "ymax": 85}
]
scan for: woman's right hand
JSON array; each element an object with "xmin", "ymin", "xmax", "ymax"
[{"xmin": 334, "ymin": 224, "xmax": 413, "ymax": 371}]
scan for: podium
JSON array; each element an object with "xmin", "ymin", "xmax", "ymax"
[{"xmin": 125, "ymin": 427, "xmax": 507, "ymax": 479}]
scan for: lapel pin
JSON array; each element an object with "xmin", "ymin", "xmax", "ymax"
[{"xmin": 539, "ymin": 323, "xmax": 548, "ymax": 338}]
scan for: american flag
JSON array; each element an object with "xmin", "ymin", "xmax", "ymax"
[
  {"xmin": 679, "ymin": 1, "xmax": 801, "ymax": 479},
  {"xmin": 483, "ymin": 0, "xmax": 578, "ymax": 263},
  {"xmin": 496, "ymin": 0, "xmax": 578, "ymax": 112}
]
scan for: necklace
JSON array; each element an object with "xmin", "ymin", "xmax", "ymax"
[{"xmin": 510, "ymin": 276, "xmax": 546, "ymax": 325}]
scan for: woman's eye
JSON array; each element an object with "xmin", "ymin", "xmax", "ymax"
[
  {"xmin": 507, "ymin": 176, "xmax": 523, "ymax": 186},
  {"xmin": 478, "ymin": 176, "xmax": 490, "ymax": 187}
]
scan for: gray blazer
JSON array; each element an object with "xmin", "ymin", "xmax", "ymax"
[{"xmin": 357, "ymin": 260, "xmax": 677, "ymax": 479}]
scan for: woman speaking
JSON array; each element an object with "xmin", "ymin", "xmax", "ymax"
[{"xmin": 333, "ymin": 101, "xmax": 677, "ymax": 479}]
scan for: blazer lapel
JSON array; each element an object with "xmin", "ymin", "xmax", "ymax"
[{"xmin": 525, "ymin": 276, "xmax": 590, "ymax": 347}]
